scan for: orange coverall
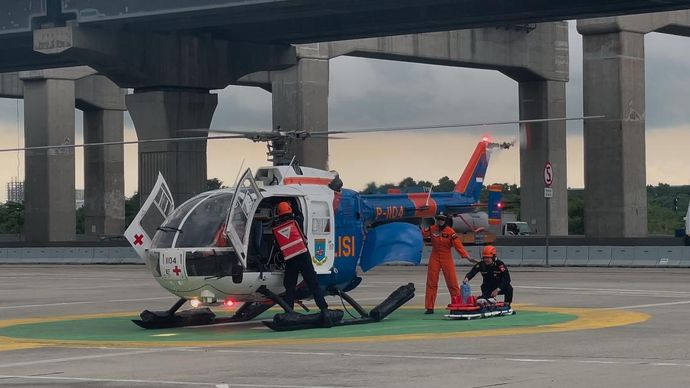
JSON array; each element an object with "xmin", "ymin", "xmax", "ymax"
[{"xmin": 422, "ymin": 225, "xmax": 470, "ymax": 310}]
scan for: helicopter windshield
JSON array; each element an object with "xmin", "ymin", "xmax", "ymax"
[
  {"xmin": 175, "ymin": 192, "xmax": 234, "ymax": 247},
  {"xmin": 151, "ymin": 194, "xmax": 209, "ymax": 249},
  {"xmin": 150, "ymin": 192, "xmax": 235, "ymax": 249}
]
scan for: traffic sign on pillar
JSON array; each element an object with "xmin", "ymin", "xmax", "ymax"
[{"xmin": 544, "ymin": 162, "xmax": 553, "ymax": 187}]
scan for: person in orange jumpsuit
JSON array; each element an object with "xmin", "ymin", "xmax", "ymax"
[{"xmin": 422, "ymin": 213, "xmax": 476, "ymax": 314}]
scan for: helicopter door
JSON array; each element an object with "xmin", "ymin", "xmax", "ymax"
[
  {"xmin": 307, "ymin": 199, "xmax": 335, "ymax": 274},
  {"xmin": 225, "ymin": 168, "xmax": 262, "ymax": 268},
  {"xmin": 124, "ymin": 173, "xmax": 175, "ymax": 260}
]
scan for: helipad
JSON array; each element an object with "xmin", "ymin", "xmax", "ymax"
[{"xmin": 0, "ymin": 305, "xmax": 648, "ymax": 349}]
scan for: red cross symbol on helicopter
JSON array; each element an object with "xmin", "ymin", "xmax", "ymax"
[{"xmin": 133, "ymin": 234, "xmax": 144, "ymax": 246}]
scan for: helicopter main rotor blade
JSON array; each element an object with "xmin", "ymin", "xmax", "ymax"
[
  {"xmin": 177, "ymin": 116, "xmax": 604, "ymax": 137},
  {"xmin": 313, "ymin": 116, "xmax": 605, "ymax": 135},
  {"xmin": 0, "ymin": 135, "xmax": 248, "ymax": 153},
  {"xmin": 177, "ymin": 128, "xmax": 277, "ymax": 136}
]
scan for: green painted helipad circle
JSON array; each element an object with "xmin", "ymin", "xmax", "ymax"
[{"xmin": 0, "ymin": 308, "xmax": 574, "ymax": 344}]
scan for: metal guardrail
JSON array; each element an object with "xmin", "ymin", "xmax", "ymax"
[{"xmin": 421, "ymin": 246, "xmax": 690, "ymax": 268}]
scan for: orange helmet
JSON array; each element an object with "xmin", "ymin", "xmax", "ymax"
[
  {"xmin": 482, "ymin": 245, "xmax": 497, "ymax": 258},
  {"xmin": 277, "ymin": 201, "xmax": 292, "ymax": 216}
]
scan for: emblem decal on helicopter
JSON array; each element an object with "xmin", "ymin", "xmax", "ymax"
[
  {"xmin": 313, "ymin": 238, "xmax": 327, "ymax": 265},
  {"xmin": 278, "ymin": 226, "xmax": 292, "ymax": 239}
]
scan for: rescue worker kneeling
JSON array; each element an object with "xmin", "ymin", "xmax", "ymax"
[
  {"xmin": 272, "ymin": 201, "xmax": 332, "ymax": 327},
  {"xmin": 422, "ymin": 213, "xmax": 476, "ymax": 314},
  {"xmin": 463, "ymin": 246, "xmax": 513, "ymax": 307}
]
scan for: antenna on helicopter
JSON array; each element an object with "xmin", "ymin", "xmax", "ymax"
[{"xmin": 232, "ymin": 158, "xmax": 246, "ymax": 188}]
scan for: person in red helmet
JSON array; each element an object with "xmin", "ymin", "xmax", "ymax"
[
  {"xmin": 463, "ymin": 245, "xmax": 513, "ymax": 307},
  {"xmin": 422, "ymin": 213, "xmax": 476, "ymax": 314},
  {"xmin": 272, "ymin": 201, "xmax": 331, "ymax": 325}
]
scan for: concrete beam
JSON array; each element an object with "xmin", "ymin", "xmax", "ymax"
[
  {"xmin": 126, "ymin": 90, "xmax": 218, "ymax": 205},
  {"xmin": 75, "ymin": 75, "xmax": 127, "ymax": 111},
  {"xmin": 2, "ymin": 69, "xmax": 127, "ymax": 109},
  {"xmin": 321, "ymin": 22, "xmax": 569, "ymax": 82},
  {"xmin": 578, "ymin": 10, "xmax": 690, "ymax": 36},
  {"xmin": 32, "ymin": 26, "xmax": 297, "ymax": 89},
  {"xmin": 240, "ymin": 21, "xmax": 569, "ymax": 88},
  {"xmin": 271, "ymin": 58, "xmax": 329, "ymax": 169},
  {"xmin": 0, "ymin": 72, "xmax": 22, "ymax": 98}
]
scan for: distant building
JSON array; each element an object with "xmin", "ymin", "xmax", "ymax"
[
  {"xmin": 6, "ymin": 178, "xmax": 23, "ymax": 203},
  {"xmin": 5, "ymin": 179, "xmax": 84, "ymax": 208},
  {"xmin": 75, "ymin": 189, "xmax": 84, "ymax": 209}
]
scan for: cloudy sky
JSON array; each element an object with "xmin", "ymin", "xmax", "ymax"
[{"xmin": 1, "ymin": 21, "xmax": 690, "ymax": 201}]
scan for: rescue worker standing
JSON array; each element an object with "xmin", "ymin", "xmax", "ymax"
[
  {"xmin": 272, "ymin": 201, "xmax": 331, "ymax": 324},
  {"xmin": 463, "ymin": 245, "xmax": 513, "ymax": 306},
  {"xmin": 422, "ymin": 213, "xmax": 475, "ymax": 314}
]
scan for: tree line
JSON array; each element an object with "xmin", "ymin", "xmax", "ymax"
[{"xmin": 0, "ymin": 178, "xmax": 687, "ymax": 235}]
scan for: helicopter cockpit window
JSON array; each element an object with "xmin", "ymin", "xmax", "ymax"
[
  {"xmin": 175, "ymin": 193, "xmax": 234, "ymax": 248},
  {"xmin": 311, "ymin": 201, "xmax": 331, "ymax": 234},
  {"xmin": 151, "ymin": 194, "xmax": 209, "ymax": 249}
]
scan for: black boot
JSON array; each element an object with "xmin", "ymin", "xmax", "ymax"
[
  {"xmin": 424, "ymin": 309, "xmax": 434, "ymax": 315},
  {"xmin": 320, "ymin": 309, "xmax": 333, "ymax": 328}
]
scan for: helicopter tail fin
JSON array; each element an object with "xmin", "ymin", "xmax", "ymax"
[{"xmin": 454, "ymin": 139, "xmax": 491, "ymax": 202}]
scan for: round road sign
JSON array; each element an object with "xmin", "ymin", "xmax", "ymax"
[{"xmin": 544, "ymin": 162, "xmax": 553, "ymax": 187}]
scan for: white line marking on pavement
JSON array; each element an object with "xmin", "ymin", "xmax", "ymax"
[
  {"xmin": 516, "ymin": 285, "xmax": 690, "ymax": 295},
  {"xmin": 0, "ymin": 349, "xmax": 165, "ymax": 368},
  {"xmin": 610, "ymin": 300, "xmax": 690, "ymax": 310},
  {"xmin": 210, "ymin": 349, "xmax": 690, "ymax": 369},
  {"xmin": 0, "ymin": 296, "xmax": 171, "ymax": 309},
  {"xmin": 0, "ymin": 375, "xmax": 340, "ymax": 387}
]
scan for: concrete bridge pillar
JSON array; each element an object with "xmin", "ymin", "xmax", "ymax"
[
  {"xmin": 271, "ymin": 58, "xmax": 329, "ymax": 169},
  {"xmin": 518, "ymin": 80, "xmax": 568, "ymax": 236},
  {"xmin": 82, "ymin": 109, "xmax": 124, "ymax": 235},
  {"xmin": 20, "ymin": 71, "xmax": 79, "ymax": 242},
  {"xmin": 579, "ymin": 26, "xmax": 648, "ymax": 237},
  {"xmin": 76, "ymin": 75, "xmax": 126, "ymax": 236},
  {"xmin": 4, "ymin": 68, "xmax": 127, "ymax": 241},
  {"xmin": 126, "ymin": 90, "xmax": 218, "ymax": 205}
]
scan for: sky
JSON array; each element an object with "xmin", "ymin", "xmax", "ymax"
[{"xmin": 1, "ymin": 21, "xmax": 690, "ymax": 201}]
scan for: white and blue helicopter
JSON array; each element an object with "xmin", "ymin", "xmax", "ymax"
[
  {"xmin": 122, "ymin": 126, "xmax": 512, "ymax": 330},
  {"xmin": 0, "ymin": 117, "xmax": 592, "ymax": 330}
]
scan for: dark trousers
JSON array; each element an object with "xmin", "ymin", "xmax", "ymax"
[
  {"xmin": 480, "ymin": 283, "xmax": 513, "ymax": 304},
  {"xmin": 283, "ymin": 252, "xmax": 329, "ymax": 311}
]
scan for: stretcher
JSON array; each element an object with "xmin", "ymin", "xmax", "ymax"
[{"xmin": 444, "ymin": 295, "xmax": 515, "ymax": 320}]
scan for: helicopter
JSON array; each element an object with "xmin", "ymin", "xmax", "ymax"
[
  {"xmin": 0, "ymin": 116, "xmax": 597, "ymax": 331},
  {"xmin": 122, "ymin": 128, "xmax": 511, "ymax": 331}
]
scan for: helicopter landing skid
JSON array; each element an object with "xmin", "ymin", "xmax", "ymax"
[
  {"xmin": 262, "ymin": 283, "xmax": 415, "ymax": 331},
  {"xmin": 132, "ymin": 297, "xmax": 215, "ymax": 329},
  {"xmin": 132, "ymin": 298, "xmax": 275, "ymax": 329}
]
